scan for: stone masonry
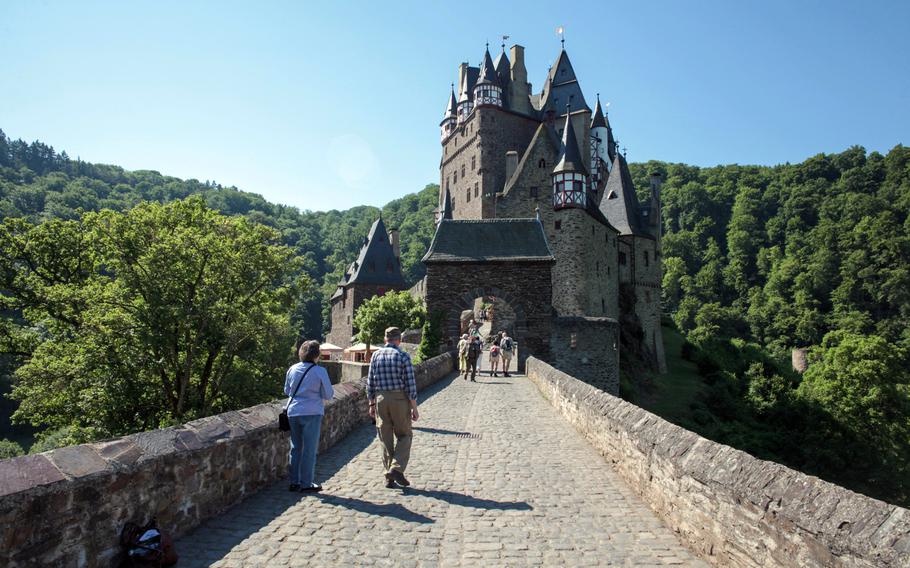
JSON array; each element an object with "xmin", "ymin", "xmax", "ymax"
[
  {"xmin": 526, "ymin": 357, "xmax": 910, "ymax": 567},
  {"xmin": 175, "ymin": 368, "xmax": 707, "ymax": 567}
]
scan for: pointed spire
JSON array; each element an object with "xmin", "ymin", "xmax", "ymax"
[
  {"xmin": 441, "ymin": 186, "xmax": 453, "ymax": 221},
  {"xmin": 444, "ymin": 84, "xmax": 457, "ymax": 117},
  {"xmin": 477, "ymin": 44, "xmax": 498, "ymax": 85},
  {"xmin": 592, "ymin": 94, "xmax": 608, "ymax": 128},
  {"xmin": 553, "ymin": 105, "xmax": 587, "ymax": 176},
  {"xmin": 600, "ymin": 153, "xmax": 646, "ymax": 236}
]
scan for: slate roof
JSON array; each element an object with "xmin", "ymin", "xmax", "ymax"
[
  {"xmin": 591, "ymin": 96, "xmax": 607, "ymax": 128},
  {"xmin": 458, "ymin": 66, "xmax": 480, "ymax": 102},
  {"xmin": 422, "ymin": 219, "xmax": 555, "ymax": 263},
  {"xmin": 476, "ymin": 47, "xmax": 498, "ymax": 85},
  {"xmin": 344, "ymin": 217, "xmax": 407, "ymax": 287},
  {"xmin": 443, "ymin": 86, "xmax": 457, "ymax": 119},
  {"xmin": 553, "ymin": 110, "xmax": 588, "ymax": 176},
  {"xmin": 600, "ymin": 154, "xmax": 651, "ymax": 237},
  {"xmin": 537, "ymin": 50, "xmax": 590, "ymax": 114}
]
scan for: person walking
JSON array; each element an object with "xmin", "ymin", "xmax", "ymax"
[
  {"xmin": 488, "ymin": 334, "xmax": 501, "ymax": 377},
  {"xmin": 466, "ymin": 335, "xmax": 482, "ymax": 382},
  {"xmin": 367, "ymin": 327, "xmax": 419, "ymax": 488},
  {"xmin": 284, "ymin": 340, "xmax": 335, "ymax": 493},
  {"xmin": 457, "ymin": 333, "xmax": 470, "ymax": 378},
  {"xmin": 500, "ymin": 331, "xmax": 514, "ymax": 378}
]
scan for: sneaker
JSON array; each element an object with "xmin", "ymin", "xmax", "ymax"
[
  {"xmin": 289, "ymin": 483, "xmax": 301, "ymax": 492},
  {"xmin": 300, "ymin": 484, "xmax": 323, "ymax": 493},
  {"xmin": 387, "ymin": 469, "xmax": 410, "ymax": 487},
  {"xmin": 385, "ymin": 478, "xmax": 397, "ymax": 489},
  {"xmin": 503, "ymin": 372, "xmax": 510, "ymax": 377}
]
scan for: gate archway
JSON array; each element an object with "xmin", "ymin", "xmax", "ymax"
[{"xmin": 422, "ymin": 219, "xmax": 555, "ymax": 371}]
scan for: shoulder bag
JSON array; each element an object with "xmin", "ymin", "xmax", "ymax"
[{"xmin": 279, "ymin": 364, "xmax": 315, "ymax": 431}]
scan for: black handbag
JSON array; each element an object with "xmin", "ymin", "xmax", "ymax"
[{"xmin": 279, "ymin": 364, "xmax": 315, "ymax": 431}]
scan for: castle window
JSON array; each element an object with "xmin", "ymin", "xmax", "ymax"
[
  {"xmin": 596, "ymin": 261, "xmax": 600, "ymax": 274},
  {"xmin": 538, "ymin": 159, "xmax": 546, "ymax": 168},
  {"xmin": 530, "ymin": 187, "xmax": 539, "ymax": 198},
  {"xmin": 461, "ymin": 164, "xmax": 465, "ymax": 177},
  {"xmin": 454, "ymin": 170, "xmax": 457, "ymax": 183},
  {"xmin": 605, "ymin": 233, "xmax": 608, "ymax": 243},
  {"xmin": 570, "ymin": 332, "xmax": 577, "ymax": 349},
  {"xmin": 347, "ymin": 315, "xmax": 350, "ymax": 325},
  {"xmin": 646, "ymin": 291, "xmax": 651, "ymax": 302},
  {"xmin": 591, "ymin": 226, "xmax": 595, "ymax": 237},
  {"xmin": 472, "ymin": 156, "xmax": 475, "ymax": 170},
  {"xmin": 552, "ymin": 172, "xmax": 587, "ymax": 210},
  {"xmin": 619, "ymin": 252, "xmax": 627, "ymax": 265},
  {"xmin": 466, "ymin": 188, "xmax": 471, "ymax": 203},
  {"xmin": 601, "ymin": 298, "xmax": 605, "ymax": 313},
  {"xmin": 644, "ymin": 251, "xmax": 650, "ymax": 267},
  {"xmin": 474, "ymin": 182, "xmax": 479, "ymax": 198},
  {"xmin": 555, "ymin": 220, "xmax": 561, "ymax": 231}
]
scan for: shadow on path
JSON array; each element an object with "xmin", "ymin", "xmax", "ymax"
[
  {"xmin": 315, "ymin": 494, "xmax": 434, "ymax": 524},
  {"xmin": 413, "ymin": 426, "xmax": 472, "ymax": 436},
  {"xmin": 403, "ymin": 487, "xmax": 533, "ymax": 511}
]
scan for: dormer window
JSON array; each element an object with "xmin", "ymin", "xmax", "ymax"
[{"xmin": 538, "ymin": 159, "xmax": 546, "ymax": 168}]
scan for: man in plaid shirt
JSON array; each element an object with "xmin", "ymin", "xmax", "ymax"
[{"xmin": 367, "ymin": 327, "xmax": 419, "ymax": 488}]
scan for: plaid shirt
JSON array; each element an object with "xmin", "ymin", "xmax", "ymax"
[{"xmin": 366, "ymin": 343, "xmax": 417, "ymax": 401}]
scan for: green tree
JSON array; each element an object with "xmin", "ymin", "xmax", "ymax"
[
  {"xmin": 2, "ymin": 198, "xmax": 305, "ymax": 440},
  {"xmin": 353, "ymin": 291, "xmax": 426, "ymax": 353},
  {"xmin": 0, "ymin": 438, "xmax": 24, "ymax": 459}
]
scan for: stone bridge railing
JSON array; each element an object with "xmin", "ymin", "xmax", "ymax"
[
  {"xmin": 0, "ymin": 352, "xmax": 455, "ymax": 568},
  {"xmin": 526, "ymin": 357, "xmax": 910, "ymax": 568}
]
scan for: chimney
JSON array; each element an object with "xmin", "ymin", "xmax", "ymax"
[
  {"xmin": 508, "ymin": 45, "xmax": 531, "ymax": 114},
  {"xmin": 505, "ymin": 151, "xmax": 519, "ymax": 181},
  {"xmin": 649, "ymin": 172, "xmax": 663, "ymax": 197},
  {"xmin": 388, "ymin": 228, "xmax": 400, "ymax": 260},
  {"xmin": 457, "ymin": 62, "xmax": 468, "ymax": 97}
]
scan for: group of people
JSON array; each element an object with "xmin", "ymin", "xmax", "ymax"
[
  {"xmin": 282, "ymin": 324, "xmax": 516, "ymax": 493},
  {"xmin": 283, "ymin": 326, "xmax": 419, "ymax": 493},
  {"xmin": 457, "ymin": 323, "xmax": 516, "ymax": 380}
]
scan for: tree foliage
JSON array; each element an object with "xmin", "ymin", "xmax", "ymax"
[
  {"xmin": 352, "ymin": 291, "xmax": 425, "ymax": 349},
  {"xmin": 1, "ymin": 198, "xmax": 304, "ymax": 439}
]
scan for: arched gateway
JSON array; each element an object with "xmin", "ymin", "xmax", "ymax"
[{"xmin": 422, "ymin": 218, "xmax": 554, "ymax": 371}]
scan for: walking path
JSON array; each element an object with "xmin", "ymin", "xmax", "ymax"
[{"xmin": 176, "ymin": 371, "xmax": 707, "ymax": 567}]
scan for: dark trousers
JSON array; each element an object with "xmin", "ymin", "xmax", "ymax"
[{"xmin": 464, "ymin": 357, "xmax": 478, "ymax": 379}]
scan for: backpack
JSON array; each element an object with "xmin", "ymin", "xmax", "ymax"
[
  {"xmin": 120, "ymin": 518, "xmax": 178, "ymax": 567},
  {"xmin": 468, "ymin": 341, "xmax": 481, "ymax": 359},
  {"xmin": 502, "ymin": 337, "xmax": 513, "ymax": 351}
]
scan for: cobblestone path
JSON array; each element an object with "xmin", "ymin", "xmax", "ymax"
[{"xmin": 177, "ymin": 372, "xmax": 707, "ymax": 567}]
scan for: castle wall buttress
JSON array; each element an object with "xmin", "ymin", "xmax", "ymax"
[{"xmin": 619, "ymin": 235, "xmax": 666, "ymax": 372}]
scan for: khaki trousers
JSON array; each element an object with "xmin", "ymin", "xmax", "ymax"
[{"xmin": 376, "ymin": 391, "xmax": 412, "ymax": 473}]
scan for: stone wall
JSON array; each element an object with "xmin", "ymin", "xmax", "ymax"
[
  {"xmin": 549, "ymin": 316, "xmax": 619, "ymax": 395},
  {"xmin": 526, "ymin": 357, "xmax": 910, "ymax": 568},
  {"xmin": 0, "ymin": 352, "xmax": 455, "ymax": 568}
]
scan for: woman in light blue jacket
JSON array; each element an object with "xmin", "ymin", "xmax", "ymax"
[{"xmin": 284, "ymin": 340, "xmax": 334, "ymax": 492}]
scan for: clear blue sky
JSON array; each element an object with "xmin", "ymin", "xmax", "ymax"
[{"xmin": 1, "ymin": 1, "xmax": 908, "ymax": 212}]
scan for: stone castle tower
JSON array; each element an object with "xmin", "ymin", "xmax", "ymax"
[
  {"xmin": 326, "ymin": 216, "xmax": 406, "ymax": 347},
  {"xmin": 437, "ymin": 42, "xmax": 666, "ymax": 372}
]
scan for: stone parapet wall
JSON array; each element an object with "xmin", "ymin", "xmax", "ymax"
[
  {"xmin": 526, "ymin": 357, "xmax": 910, "ymax": 568},
  {"xmin": 0, "ymin": 352, "xmax": 455, "ymax": 567}
]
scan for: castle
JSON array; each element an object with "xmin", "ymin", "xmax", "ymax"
[
  {"xmin": 327, "ymin": 40, "xmax": 666, "ymax": 385},
  {"xmin": 434, "ymin": 41, "xmax": 666, "ymax": 373}
]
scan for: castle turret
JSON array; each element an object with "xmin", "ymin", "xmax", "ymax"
[
  {"xmin": 590, "ymin": 95, "xmax": 615, "ymax": 185},
  {"xmin": 456, "ymin": 63, "xmax": 476, "ymax": 123},
  {"xmin": 440, "ymin": 85, "xmax": 457, "ymax": 142},
  {"xmin": 552, "ymin": 107, "xmax": 588, "ymax": 210},
  {"xmin": 437, "ymin": 185, "xmax": 453, "ymax": 224},
  {"xmin": 473, "ymin": 45, "xmax": 503, "ymax": 108}
]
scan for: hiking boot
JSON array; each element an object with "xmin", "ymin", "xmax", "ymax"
[
  {"xmin": 385, "ymin": 478, "xmax": 396, "ymax": 489},
  {"xmin": 503, "ymin": 372, "xmax": 510, "ymax": 377},
  {"xmin": 300, "ymin": 484, "xmax": 322, "ymax": 493},
  {"xmin": 387, "ymin": 469, "xmax": 410, "ymax": 487}
]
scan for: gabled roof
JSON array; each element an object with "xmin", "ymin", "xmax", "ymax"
[
  {"xmin": 600, "ymin": 154, "xmax": 650, "ymax": 237},
  {"xmin": 422, "ymin": 219, "xmax": 555, "ymax": 263},
  {"xmin": 537, "ymin": 50, "xmax": 590, "ymax": 114},
  {"xmin": 504, "ymin": 123, "xmax": 560, "ymax": 193},
  {"xmin": 346, "ymin": 217, "xmax": 407, "ymax": 287},
  {"xmin": 553, "ymin": 110, "xmax": 587, "ymax": 176}
]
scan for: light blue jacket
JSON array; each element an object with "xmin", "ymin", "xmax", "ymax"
[{"xmin": 284, "ymin": 362, "xmax": 334, "ymax": 416}]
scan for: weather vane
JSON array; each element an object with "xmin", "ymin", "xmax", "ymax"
[
  {"xmin": 556, "ymin": 26, "xmax": 565, "ymax": 48},
  {"xmin": 501, "ymin": 34, "xmax": 509, "ymax": 52}
]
